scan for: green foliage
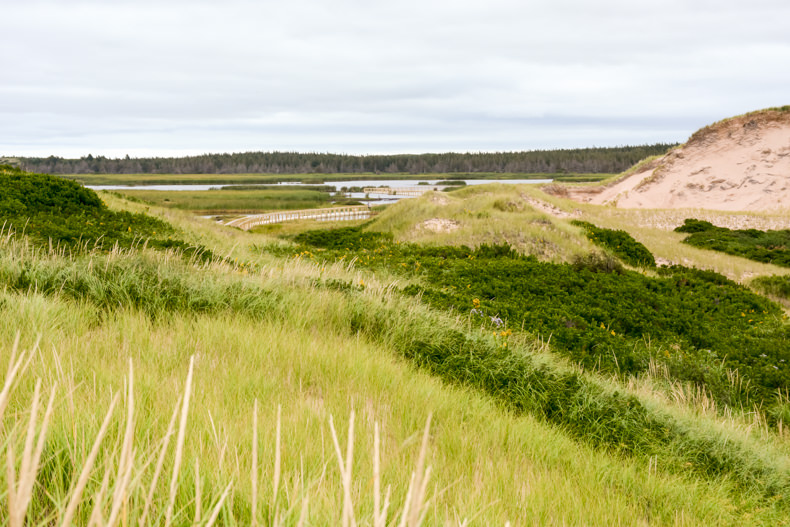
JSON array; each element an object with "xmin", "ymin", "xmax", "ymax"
[
  {"xmin": 20, "ymin": 144, "xmax": 677, "ymax": 175},
  {"xmin": 751, "ymin": 275, "xmax": 790, "ymax": 300},
  {"xmin": 572, "ymin": 220, "xmax": 656, "ymax": 267},
  {"xmin": 293, "ymin": 225, "xmax": 392, "ymax": 250},
  {"xmin": 0, "ymin": 164, "xmax": 103, "ymax": 215},
  {"xmin": 435, "ymin": 180, "xmax": 467, "ymax": 186},
  {"xmin": 292, "ymin": 226, "xmax": 789, "ymax": 408},
  {"xmin": 3, "ymin": 242, "xmax": 789, "ymax": 502},
  {"xmin": 676, "ymin": 219, "xmax": 790, "ymax": 267},
  {"xmin": 571, "ymin": 253, "xmax": 624, "ymax": 274},
  {"xmin": 0, "ymin": 166, "xmax": 215, "ymax": 261},
  {"xmin": 675, "ymin": 218, "xmax": 716, "ymax": 233}
]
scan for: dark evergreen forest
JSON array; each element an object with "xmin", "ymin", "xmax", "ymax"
[{"xmin": 18, "ymin": 144, "xmax": 675, "ymax": 174}]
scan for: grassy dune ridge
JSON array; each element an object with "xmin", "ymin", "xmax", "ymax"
[
  {"xmin": 2, "ymin": 232, "xmax": 790, "ymax": 523},
  {"xmin": 2, "ymin": 167, "xmax": 790, "ymax": 524},
  {"xmin": 2, "ymin": 240, "xmax": 789, "ymax": 525}
]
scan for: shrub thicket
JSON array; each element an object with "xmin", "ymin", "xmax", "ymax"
[
  {"xmin": 291, "ymin": 226, "xmax": 789, "ymax": 408},
  {"xmin": 0, "ymin": 166, "xmax": 215, "ymax": 261},
  {"xmin": 293, "ymin": 225, "xmax": 392, "ymax": 250},
  {"xmin": 3, "ymin": 241, "xmax": 788, "ymax": 501},
  {"xmin": 572, "ymin": 220, "xmax": 656, "ymax": 267},
  {"xmin": 676, "ymin": 218, "xmax": 790, "ymax": 267}
]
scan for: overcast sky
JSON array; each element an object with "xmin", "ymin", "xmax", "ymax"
[{"xmin": 2, "ymin": 0, "xmax": 789, "ymax": 158}]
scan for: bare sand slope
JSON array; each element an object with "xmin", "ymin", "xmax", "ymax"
[{"xmin": 566, "ymin": 109, "xmax": 790, "ymax": 212}]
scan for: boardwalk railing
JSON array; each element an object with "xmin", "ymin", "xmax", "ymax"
[
  {"xmin": 362, "ymin": 186, "xmax": 442, "ymax": 196},
  {"xmin": 225, "ymin": 205, "xmax": 371, "ymax": 231}
]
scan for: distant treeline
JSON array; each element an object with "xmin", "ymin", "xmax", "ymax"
[{"xmin": 18, "ymin": 144, "xmax": 676, "ymax": 175}]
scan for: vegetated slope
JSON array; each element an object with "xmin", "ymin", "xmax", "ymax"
[
  {"xmin": 0, "ymin": 164, "xmax": 215, "ymax": 260},
  {"xmin": 565, "ymin": 107, "xmax": 790, "ymax": 211},
  {"xmin": 364, "ymin": 183, "xmax": 592, "ymax": 260},
  {"xmin": 14, "ymin": 144, "xmax": 675, "ymax": 175},
  {"xmin": 288, "ymin": 226, "xmax": 789, "ymax": 411},
  {"xmin": 5, "ymin": 237, "xmax": 788, "ymax": 525},
  {"xmin": 676, "ymin": 218, "xmax": 790, "ymax": 267},
  {"xmin": 3, "ymin": 168, "xmax": 790, "ymax": 524}
]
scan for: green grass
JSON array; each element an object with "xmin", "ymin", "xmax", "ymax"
[
  {"xmin": 111, "ymin": 188, "xmax": 333, "ymax": 213},
  {"xmin": 2, "ymin": 236, "xmax": 790, "ymax": 525},
  {"xmin": 287, "ymin": 226, "xmax": 790, "ymax": 411},
  {"xmin": 3, "ymin": 167, "xmax": 790, "ymax": 524}
]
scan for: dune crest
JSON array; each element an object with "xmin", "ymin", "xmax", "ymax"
[{"xmin": 565, "ymin": 108, "xmax": 790, "ymax": 211}]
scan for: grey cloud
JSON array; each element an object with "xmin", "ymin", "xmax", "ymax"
[{"xmin": 2, "ymin": 0, "xmax": 789, "ymax": 156}]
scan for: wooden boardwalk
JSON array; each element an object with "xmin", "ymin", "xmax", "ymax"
[
  {"xmin": 362, "ymin": 186, "xmax": 442, "ymax": 196},
  {"xmin": 225, "ymin": 205, "xmax": 371, "ymax": 231}
]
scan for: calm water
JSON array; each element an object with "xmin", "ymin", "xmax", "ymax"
[
  {"xmin": 88, "ymin": 178, "xmax": 552, "ymax": 192},
  {"xmin": 88, "ymin": 178, "xmax": 552, "ymax": 207}
]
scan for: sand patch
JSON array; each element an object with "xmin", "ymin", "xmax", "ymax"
[
  {"xmin": 615, "ymin": 210, "xmax": 790, "ymax": 231},
  {"xmin": 521, "ymin": 194, "xmax": 582, "ymax": 218},
  {"xmin": 564, "ymin": 109, "xmax": 790, "ymax": 212},
  {"xmin": 428, "ymin": 193, "xmax": 450, "ymax": 205},
  {"xmin": 418, "ymin": 218, "xmax": 461, "ymax": 233}
]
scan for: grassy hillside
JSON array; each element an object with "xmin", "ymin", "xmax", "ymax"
[{"xmin": 2, "ymin": 166, "xmax": 790, "ymax": 525}]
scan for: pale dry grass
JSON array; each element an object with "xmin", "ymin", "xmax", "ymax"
[
  {"xmin": 370, "ymin": 185, "xmax": 593, "ymax": 261},
  {"xmin": 0, "ymin": 336, "xmax": 448, "ymax": 526},
  {"xmin": 3, "ymin": 192, "xmax": 790, "ymax": 524},
  {"xmin": 3, "ymin": 288, "xmax": 783, "ymax": 525}
]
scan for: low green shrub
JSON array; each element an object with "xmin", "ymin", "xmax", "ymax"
[
  {"xmin": 436, "ymin": 180, "xmax": 467, "ymax": 186},
  {"xmin": 292, "ymin": 226, "xmax": 789, "ymax": 408},
  {"xmin": 571, "ymin": 252, "xmax": 624, "ymax": 274},
  {"xmin": 0, "ymin": 166, "xmax": 215, "ymax": 261},
  {"xmin": 572, "ymin": 220, "xmax": 656, "ymax": 267},
  {"xmin": 2, "ymin": 244, "xmax": 787, "ymax": 502},
  {"xmin": 293, "ymin": 224, "xmax": 392, "ymax": 250},
  {"xmin": 676, "ymin": 218, "xmax": 790, "ymax": 267}
]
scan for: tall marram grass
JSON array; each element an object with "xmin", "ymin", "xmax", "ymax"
[
  {"xmin": 0, "ymin": 336, "xmax": 440, "ymax": 526},
  {"xmin": 5, "ymin": 294, "xmax": 790, "ymax": 525},
  {"xmin": 2, "ymin": 231, "xmax": 790, "ymax": 524}
]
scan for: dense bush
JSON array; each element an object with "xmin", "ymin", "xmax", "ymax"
[
  {"xmin": 0, "ymin": 166, "xmax": 215, "ymax": 261},
  {"xmin": 676, "ymin": 218, "xmax": 790, "ymax": 267},
  {"xmin": 572, "ymin": 220, "xmax": 656, "ymax": 267},
  {"xmin": 0, "ymin": 166, "xmax": 103, "ymax": 215},
  {"xmin": 293, "ymin": 224, "xmax": 392, "ymax": 250},
  {"xmin": 292, "ymin": 226, "xmax": 790, "ymax": 407}
]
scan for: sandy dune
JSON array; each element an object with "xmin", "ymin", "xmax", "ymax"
[{"xmin": 563, "ymin": 109, "xmax": 790, "ymax": 212}]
